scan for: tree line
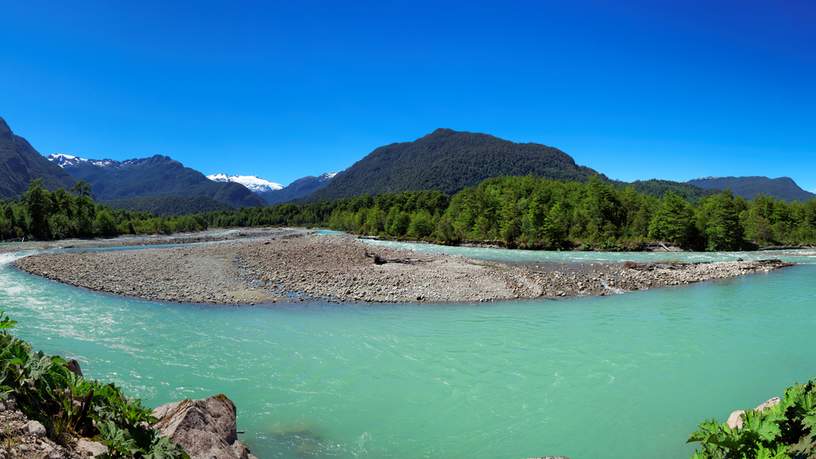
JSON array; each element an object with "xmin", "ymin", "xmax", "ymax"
[
  {"xmin": 4, "ymin": 177, "xmax": 816, "ymax": 251},
  {"xmin": 0, "ymin": 180, "xmax": 209, "ymax": 241}
]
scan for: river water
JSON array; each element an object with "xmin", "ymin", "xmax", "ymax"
[{"xmin": 1, "ymin": 243, "xmax": 814, "ymax": 459}]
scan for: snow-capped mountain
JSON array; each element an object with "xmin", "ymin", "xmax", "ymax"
[
  {"xmin": 48, "ymin": 153, "xmax": 116, "ymax": 168},
  {"xmin": 207, "ymin": 173, "xmax": 284, "ymax": 193}
]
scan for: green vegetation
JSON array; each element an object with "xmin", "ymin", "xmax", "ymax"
[
  {"xmin": 0, "ymin": 311, "xmax": 187, "ymax": 457},
  {"xmin": 4, "ymin": 176, "xmax": 816, "ymax": 251},
  {"xmin": 0, "ymin": 180, "xmax": 211, "ymax": 241},
  {"xmin": 688, "ymin": 379, "xmax": 816, "ymax": 458},
  {"xmin": 205, "ymin": 176, "xmax": 815, "ymax": 251}
]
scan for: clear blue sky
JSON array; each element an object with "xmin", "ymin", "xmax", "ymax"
[{"xmin": 1, "ymin": 0, "xmax": 814, "ymax": 190}]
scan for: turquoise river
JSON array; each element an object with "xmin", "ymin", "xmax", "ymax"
[{"xmin": 1, "ymin": 240, "xmax": 815, "ymax": 458}]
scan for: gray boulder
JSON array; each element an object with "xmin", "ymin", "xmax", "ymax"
[
  {"xmin": 726, "ymin": 396, "xmax": 782, "ymax": 429},
  {"xmin": 152, "ymin": 394, "xmax": 257, "ymax": 459}
]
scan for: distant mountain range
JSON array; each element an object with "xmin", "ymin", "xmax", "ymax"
[
  {"xmin": 0, "ymin": 117, "xmax": 74, "ymax": 198},
  {"xmin": 2, "ymin": 117, "xmax": 814, "ymax": 212},
  {"xmin": 687, "ymin": 176, "xmax": 815, "ymax": 202},
  {"xmin": 47, "ymin": 153, "xmax": 265, "ymax": 214},
  {"xmin": 256, "ymin": 172, "xmax": 337, "ymax": 204},
  {"xmin": 206, "ymin": 172, "xmax": 337, "ymax": 204},
  {"xmin": 206, "ymin": 173, "xmax": 283, "ymax": 193}
]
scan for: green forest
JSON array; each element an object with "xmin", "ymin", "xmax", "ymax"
[{"xmin": 3, "ymin": 177, "xmax": 816, "ymax": 251}]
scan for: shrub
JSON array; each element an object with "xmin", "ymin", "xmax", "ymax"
[
  {"xmin": 688, "ymin": 379, "xmax": 816, "ymax": 458},
  {"xmin": 0, "ymin": 311, "xmax": 188, "ymax": 458}
]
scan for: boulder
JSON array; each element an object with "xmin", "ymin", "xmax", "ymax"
[
  {"xmin": 152, "ymin": 394, "xmax": 257, "ymax": 459},
  {"xmin": 75, "ymin": 439, "xmax": 108, "ymax": 457},
  {"xmin": 24, "ymin": 420, "xmax": 46, "ymax": 437},
  {"xmin": 726, "ymin": 396, "xmax": 782, "ymax": 429}
]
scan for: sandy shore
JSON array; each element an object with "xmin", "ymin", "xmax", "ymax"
[{"xmin": 13, "ymin": 230, "xmax": 792, "ymax": 304}]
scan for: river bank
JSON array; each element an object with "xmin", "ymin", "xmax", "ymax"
[
  {"xmin": 0, "ymin": 227, "xmax": 307, "ymax": 254},
  {"xmin": 13, "ymin": 231, "xmax": 792, "ymax": 304}
]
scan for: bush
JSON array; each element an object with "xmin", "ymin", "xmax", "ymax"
[
  {"xmin": 0, "ymin": 311, "xmax": 188, "ymax": 458},
  {"xmin": 688, "ymin": 379, "xmax": 816, "ymax": 458}
]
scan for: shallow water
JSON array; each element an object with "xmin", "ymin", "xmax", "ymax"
[{"xmin": 1, "ymin": 244, "xmax": 815, "ymax": 459}]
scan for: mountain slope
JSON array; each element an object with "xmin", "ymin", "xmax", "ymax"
[
  {"xmin": 311, "ymin": 128, "xmax": 600, "ymax": 200},
  {"xmin": 0, "ymin": 118, "xmax": 75, "ymax": 198},
  {"xmin": 688, "ymin": 176, "xmax": 815, "ymax": 202},
  {"xmin": 49, "ymin": 154, "xmax": 265, "ymax": 213},
  {"xmin": 628, "ymin": 179, "xmax": 712, "ymax": 200},
  {"xmin": 260, "ymin": 172, "xmax": 336, "ymax": 204}
]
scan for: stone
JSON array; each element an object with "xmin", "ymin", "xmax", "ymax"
[
  {"xmin": 727, "ymin": 396, "xmax": 782, "ymax": 429},
  {"xmin": 25, "ymin": 420, "xmax": 47, "ymax": 437},
  {"xmin": 152, "ymin": 394, "xmax": 255, "ymax": 459},
  {"xmin": 755, "ymin": 396, "xmax": 781, "ymax": 412},
  {"xmin": 76, "ymin": 439, "xmax": 108, "ymax": 458},
  {"xmin": 66, "ymin": 359, "xmax": 83, "ymax": 377},
  {"xmin": 726, "ymin": 410, "xmax": 746, "ymax": 429}
]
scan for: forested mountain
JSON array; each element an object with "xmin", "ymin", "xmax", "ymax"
[
  {"xmin": 0, "ymin": 117, "xmax": 75, "ymax": 198},
  {"xmin": 49, "ymin": 154, "xmax": 265, "ymax": 214},
  {"xmin": 628, "ymin": 179, "xmax": 712, "ymax": 200},
  {"xmin": 260, "ymin": 172, "xmax": 336, "ymax": 204},
  {"xmin": 310, "ymin": 128, "xmax": 600, "ymax": 200},
  {"xmin": 688, "ymin": 176, "xmax": 815, "ymax": 202}
]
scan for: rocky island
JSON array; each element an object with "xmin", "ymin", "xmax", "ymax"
[{"xmin": 14, "ymin": 229, "xmax": 792, "ymax": 304}]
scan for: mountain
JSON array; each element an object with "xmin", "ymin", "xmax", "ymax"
[
  {"xmin": 48, "ymin": 153, "xmax": 266, "ymax": 213},
  {"xmin": 260, "ymin": 172, "xmax": 337, "ymax": 204},
  {"xmin": 310, "ymin": 128, "xmax": 600, "ymax": 201},
  {"xmin": 0, "ymin": 118, "xmax": 75, "ymax": 198},
  {"xmin": 687, "ymin": 176, "xmax": 815, "ymax": 202},
  {"xmin": 628, "ymin": 179, "xmax": 712, "ymax": 200},
  {"xmin": 206, "ymin": 173, "xmax": 283, "ymax": 193}
]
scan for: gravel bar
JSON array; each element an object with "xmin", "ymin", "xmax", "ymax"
[{"xmin": 14, "ymin": 232, "xmax": 792, "ymax": 304}]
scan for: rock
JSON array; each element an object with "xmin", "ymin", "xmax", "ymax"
[
  {"xmin": 25, "ymin": 420, "xmax": 47, "ymax": 437},
  {"xmin": 152, "ymin": 394, "xmax": 256, "ymax": 459},
  {"xmin": 726, "ymin": 409, "xmax": 746, "ymax": 429},
  {"xmin": 75, "ymin": 439, "xmax": 108, "ymax": 457},
  {"xmin": 727, "ymin": 396, "xmax": 782, "ymax": 429},
  {"xmin": 66, "ymin": 359, "xmax": 83, "ymax": 377},
  {"xmin": 755, "ymin": 396, "xmax": 781, "ymax": 411}
]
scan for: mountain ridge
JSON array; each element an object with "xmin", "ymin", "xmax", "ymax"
[
  {"xmin": 687, "ymin": 176, "xmax": 815, "ymax": 202},
  {"xmin": 46, "ymin": 152, "xmax": 266, "ymax": 213},
  {"xmin": 206, "ymin": 173, "xmax": 284, "ymax": 193},
  {"xmin": 0, "ymin": 117, "xmax": 75, "ymax": 198}
]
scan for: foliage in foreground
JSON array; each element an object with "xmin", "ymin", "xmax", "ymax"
[
  {"xmin": 688, "ymin": 379, "xmax": 816, "ymax": 458},
  {"xmin": 0, "ymin": 311, "xmax": 188, "ymax": 458}
]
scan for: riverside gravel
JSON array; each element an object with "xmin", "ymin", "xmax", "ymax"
[{"xmin": 14, "ymin": 230, "xmax": 792, "ymax": 304}]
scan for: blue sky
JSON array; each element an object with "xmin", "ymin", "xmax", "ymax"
[{"xmin": 1, "ymin": 0, "xmax": 814, "ymax": 190}]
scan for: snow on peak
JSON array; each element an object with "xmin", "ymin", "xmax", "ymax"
[
  {"xmin": 48, "ymin": 153, "xmax": 87, "ymax": 168},
  {"xmin": 320, "ymin": 172, "xmax": 338, "ymax": 180},
  {"xmin": 207, "ymin": 173, "xmax": 284, "ymax": 193},
  {"xmin": 48, "ymin": 154, "xmax": 118, "ymax": 168}
]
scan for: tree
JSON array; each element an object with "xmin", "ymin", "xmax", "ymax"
[
  {"xmin": 648, "ymin": 192, "xmax": 696, "ymax": 248},
  {"xmin": 23, "ymin": 180, "xmax": 51, "ymax": 240},
  {"xmin": 93, "ymin": 209, "xmax": 118, "ymax": 237},
  {"xmin": 700, "ymin": 192, "xmax": 744, "ymax": 251},
  {"xmin": 408, "ymin": 210, "xmax": 434, "ymax": 239},
  {"xmin": 541, "ymin": 202, "xmax": 569, "ymax": 249}
]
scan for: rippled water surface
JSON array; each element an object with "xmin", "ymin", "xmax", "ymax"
[{"xmin": 1, "ymin": 244, "xmax": 815, "ymax": 459}]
